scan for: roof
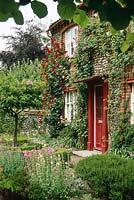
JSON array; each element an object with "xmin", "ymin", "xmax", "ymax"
[
  {"xmin": 47, "ymin": 3, "xmax": 94, "ymax": 35},
  {"xmin": 47, "ymin": 19, "xmax": 71, "ymax": 36}
]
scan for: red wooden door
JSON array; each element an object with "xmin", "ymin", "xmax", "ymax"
[{"xmin": 95, "ymin": 85, "xmax": 103, "ymax": 149}]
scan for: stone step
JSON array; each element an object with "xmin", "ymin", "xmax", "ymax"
[{"xmin": 72, "ymin": 150, "xmax": 101, "ymax": 157}]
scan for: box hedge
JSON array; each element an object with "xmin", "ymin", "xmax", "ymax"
[{"xmin": 75, "ymin": 154, "xmax": 134, "ymax": 200}]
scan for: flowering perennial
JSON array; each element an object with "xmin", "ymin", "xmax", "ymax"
[{"xmin": 24, "ymin": 147, "xmax": 74, "ymax": 200}]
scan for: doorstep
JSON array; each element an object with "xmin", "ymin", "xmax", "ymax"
[{"xmin": 72, "ymin": 150, "xmax": 101, "ymax": 157}]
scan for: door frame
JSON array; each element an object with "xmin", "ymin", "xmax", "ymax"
[{"xmin": 87, "ymin": 80, "xmax": 108, "ymax": 153}]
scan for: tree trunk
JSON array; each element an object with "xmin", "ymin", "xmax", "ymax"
[{"xmin": 13, "ymin": 113, "xmax": 18, "ymax": 147}]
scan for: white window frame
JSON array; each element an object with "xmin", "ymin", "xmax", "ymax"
[
  {"xmin": 65, "ymin": 25, "xmax": 78, "ymax": 57},
  {"xmin": 131, "ymin": 83, "xmax": 134, "ymax": 124},
  {"xmin": 65, "ymin": 91, "xmax": 77, "ymax": 122}
]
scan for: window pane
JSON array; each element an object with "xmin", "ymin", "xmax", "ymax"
[
  {"xmin": 65, "ymin": 91, "xmax": 77, "ymax": 121},
  {"xmin": 65, "ymin": 25, "xmax": 78, "ymax": 56}
]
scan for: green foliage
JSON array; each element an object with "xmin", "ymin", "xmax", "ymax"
[
  {"xmin": 0, "ymin": 113, "xmax": 15, "ymax": 135},
  {"xmin": 0, "ymin": 151, "xmax": 25, "ymax": 176},
  {"xmin": 59, "ymin": 116, "xmax": 88, "ymax": 149},
  {"xmin": 75, "ymin": 154, "xmax": 134, "ymax": 200},
  {"xmin": 73, "ymin": 8, "xmax": 89, "ymax": 28},
  {"xmin": 0, "ymin": 61, "xmax": 43, "ymax": 112},
  {"xmin": 74, "ymin": 21, "xmax": 134, "ymax": 152},
  {"xmin": 54, "ymin": 147, "xmax": 71, "ymax": 162},
  {"xmin": 0, "ymin": 0, "xmax": 134, "ymax": 32},
  {"xmin": 40, "ymin": 40, "xmax": 70, "ymax": 137},
  {"xmin": 20, "ymin": 142, "xmax": 43, "ymax": 151},
  {"xmin": 0, "ymin": 170, "xmax": 28, "ymax": 192},
  {"xmin": 113, "ymin": 124, "xmax": 134, "ymax": 149},
  {"xmin": 75, "ymin": 22, "xmax": 133, "ymax": 80},
  {"xmin": 31, "ymin": 1, "xmax": 48, "ymax": 18},
  {"xmin": 0, "ymin": 151, "xmax": 27, "ymax": 192},
  {"xmin": 110, "ymin": 122, "xmax": 134, "ymax": 159},
  {"xmin": 13, "ymin": 10, "xmax": 24, "ymax": 25},
  {"xmin": 57, "ymin": 0, "xmax": 76, "ymax": 20},
  {"xmin": 108, "ymin": 101, "xmax": 134, "ymax": 159},
  {"xmin": 17, "ymin": 134, "xmax": 28, "ymax": 145},
  {"xmin": 0, "ymin": 60, "xmax": 45, "ymax": 145},
  {"xmin": 24, "ymin": 148, "xmax": 75, "ymax": 200}
]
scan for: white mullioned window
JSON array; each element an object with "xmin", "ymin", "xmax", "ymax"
[
  {"xmin": 65, "ymin": 25, "xmax": 78, "ymax": 57},
  {"xmin": 131, "ymin": 83, "xmax": 134, "ymax": 124},
  {"xmin": 65, "ymin": 91, "xmax": 77, "ymax": 122}
]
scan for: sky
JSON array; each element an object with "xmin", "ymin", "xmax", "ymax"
[{"xmin": 0, "ymin": 0, "xmax": 60, "ymax": 51}]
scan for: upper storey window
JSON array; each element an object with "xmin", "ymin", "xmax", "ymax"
[{"xmin": 65, "ymin": 25, "xmax": 78, "ymax": 57}]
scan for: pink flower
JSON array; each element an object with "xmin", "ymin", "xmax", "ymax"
[
  {"xmin": 82, "ymin": 46, "xmax": 88, "ymax": 51},
  {"xmin": 26, "ymin": 80, "xmax": 33, "ymax": 85},
  {"xmin": 47, "ymin": 147, "xmax": 54, "ymax": 154}
]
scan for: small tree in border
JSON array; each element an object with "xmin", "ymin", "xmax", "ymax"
[{"xmin": 0, "ymin": 60, "xmax": 45, "ymax": 146}]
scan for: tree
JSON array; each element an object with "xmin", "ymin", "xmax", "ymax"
[
  {"xmin": 0, "ymin": 60, "xmax": 45, "ymax": 146},
  {"xmin": 0, "ymin": 21, "xmax": 48, "ymax": 68}
]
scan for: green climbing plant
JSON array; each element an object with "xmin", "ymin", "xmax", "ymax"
[
  {"xmin": 73, "ymin": 20, "xmax": 134, "ymax": 151},
  {"xmin": 40, "ymin": 40, "xmax": 70, "ymax": 137}
]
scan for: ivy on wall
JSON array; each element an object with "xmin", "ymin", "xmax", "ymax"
[{"xmin": 74, "ymin": 21, "xmax": 134, "ymax": 148}]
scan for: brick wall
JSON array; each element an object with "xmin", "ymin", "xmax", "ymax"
[
  {"xmin": 48, "ymin": 19, "xmax": 134, "ymax": 117},
  {"xmin": 120, "ymin": 65, "xmax": 134, "ymax": 112}
]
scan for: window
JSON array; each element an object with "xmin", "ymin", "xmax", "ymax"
[
  {"xmin": 131, "ymin": 84, "xmax": 134, "ymax": 124},
  {"xmin": 65, "ymin": 91, "xmax": 77, "ymax": 122},
  {"xmin": 65, "ymin": 25, "xmax": 78, "ymax": 57}
]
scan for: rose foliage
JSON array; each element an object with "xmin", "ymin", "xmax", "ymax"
[{"xmin": 40, "ymin": 40, "xmax": 70, "ymax": 137}]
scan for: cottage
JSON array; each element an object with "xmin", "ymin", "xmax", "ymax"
[{"xmin": 47, "ymin": 12, "xmax": 134, "ymax": 153}]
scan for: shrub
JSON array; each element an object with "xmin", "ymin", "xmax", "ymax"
[
  {"xmin": 20, "ymin": 143, "xmax": 42, "ymax": 151},
  {"xmin": 54, "ymin": 147, "xmax": 71, "ymax": 162},
  {"xmin": 0, "ymin": 151, "xmax": 25, "ymax": 176},
  {"xmin": 17, "ymin": 135, "xmax": 28, "ymax": 145},
  {"xmin": 111, "ymin": 124, "xmax": 134, "ymax": 159},
  {"xmin": 75, "ymin": 154, "xmax": 134, "ymax": 200},
  {"xmin": 0, "ymin": 150, "xmax": 28, "ymax": 193},
  {"xmin": 59, "ymin": 117, "xmax": 88, "ymax": 149}
]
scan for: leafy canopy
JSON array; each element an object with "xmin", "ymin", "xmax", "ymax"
[
  {"xmin": 0, "ymin": 0, "xmax": 133, "ymax": 30},
  {"xmin": 0, "ymin": 60, "xmax": 44, "ymax": 114},
  {"xmin": 0, "ymin": 60, "xmax": 45, "ymax": 145},
  {"xmin": 0, "ymin": 0, "xmax": 134, "ymax": 50}
]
